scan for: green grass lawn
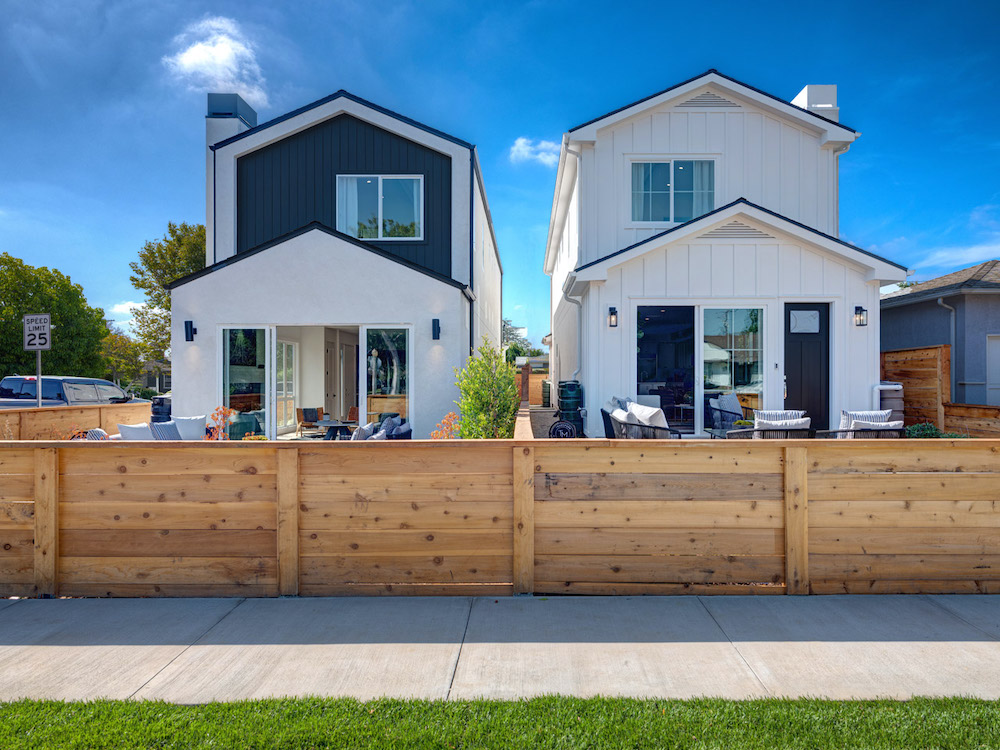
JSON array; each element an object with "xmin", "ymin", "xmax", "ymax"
[{"xmin": 1, "ymin": 697, "xmax": 998, "ymax": 749}]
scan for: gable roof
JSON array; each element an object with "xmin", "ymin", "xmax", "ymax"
[
  {"xmin": 881, "ymin": 260, "xmax": 1000, "ymax": 307},
  {"xmin": 568, "ymin": 69, "xmax": 857, "ymax": 138},
  {"xmin": 167, "ymin": 221, "xmax": 469, "ymax": 292},
  {"xmin": 571, "ymin": 198, "xmax": 906, "ymax": 284},
  {"xmin": 210, "ymin": 89, "xmax": 473, "ymax": 151}
]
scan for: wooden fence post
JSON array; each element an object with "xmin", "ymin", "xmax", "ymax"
[
  {"xmin": 276, "ymin": 447, "xmax": 299, "ymax": 596},
  {"xmin": 512, "ymin": 445, "xmax": 535, "ymax": 594},
  {"xmin": 783, "ymin": 445, "xmax": 809, "ymax": 595},
  {"xmin": 33, "ymin": 447, "xmax": 58, "ymax": 597}
]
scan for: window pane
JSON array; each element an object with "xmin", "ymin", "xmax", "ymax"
[
  {"xmin": 337, "ymin": 176, "xmax": 379, "ymax": 238},
  {"xmin": 382, "ymin": 178, "xmax": 420, "ymax": 238},
  {"xmin": 366, "ymin": 328, "xmax": 408, "ymax": 424},
  {"xmin": 631, "ymin": 191, "xmax": 646, "ymax": 222},
  {"xmin": 650, "ymin": 162, "xmax": 671, "ymax": 191},
  {"xmin": 703, "ymin": 308, "xmax": 763, "ymax": 431},
  {"xmin": 636, "ymin": 306, "xmax": 696, "ymax": 433},
  {"xmin": 41, "ymin": 380, "xmax": 63, "ymax": 400},
  {"xmin": 631, "ymin": 163, "xmax": 645, "ymax": 192},
  {"xmin": 64, "ymin": 383, "xmax": 99, "ymax": 403},
  {"xmin": 649, "ymin": 192, "xmax": 670, "ymax": 222},
  {"xmin": 733, "ymin": 309, "xmax": 761, "ymax": 350},
  {"xmin": 223, "ymin": 328, "xmax": 267, "ymax": 438},
  {"xmin": 674, "ymin": 160, "xmax": 694, "ymax": 191},
  {"xmin": 96, "ymin": 383, "xmax": 125, "ymax": 401},
  {"xmin": 674, "ymin": 192, "xmax": 694, "ymax": 223}
]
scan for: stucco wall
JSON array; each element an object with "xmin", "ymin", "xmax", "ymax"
[{"xmin": 171, "ymin": 230, "xmax": 468, "ymax": 438}]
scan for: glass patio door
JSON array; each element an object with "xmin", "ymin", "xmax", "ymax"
[
  {"xmin": 275, "ymin": 341, "xmax": 296, "ymax": 433},
  {"xmin": 636, "ymin": 307, "xmax": 696, "ymax": 433},
  {"xmin": 360, "ymin": 326, "xmax": 410, "ymax": 425},
  {"xmin": 221, "ymin": 327, "xmax": 274, "ymax": 439}
]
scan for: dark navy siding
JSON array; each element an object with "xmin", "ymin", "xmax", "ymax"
[{"xmin": 236, "ymin": 113, "xmax": 452, "ymax": 277}]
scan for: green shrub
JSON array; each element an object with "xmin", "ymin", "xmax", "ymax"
[
  {"xmin": 454, "ymin": 338, "xmax": 520, "ymax": 439},
  {"xmin": 131, "ymin": 386, "xmax": 158, "ymax": 400},
  {"xmin": 906, "ymin": 422, "xmax": 968, "ymax": 439}
]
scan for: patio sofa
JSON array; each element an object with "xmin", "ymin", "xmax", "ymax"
[{"xmin": 350, "ymin": 414, "xmax": 413, "ymax": 441}]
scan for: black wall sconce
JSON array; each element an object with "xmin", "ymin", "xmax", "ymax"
[
  {"xmin": 184, "ymin": 320, "xmax": 198, "ymax": 341},
  {"xmin": 853, "ymin": 306, "xmax": 868, "ymax": 327},
  {"xmin": 608, "ymin": 306, "xmax": 618, "ymax": 328},
  {"xmin": 432, "ymin": 318, "xmax": 441, "ymax": 340}
]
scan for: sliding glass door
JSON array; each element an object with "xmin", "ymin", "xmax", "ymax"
[
  {"xmin": 275, "ymin": 341, "xmax": 296, "ymax": 433},
  {"xmin": 361, "ymin": 326, "xmax": 410, "ymax": 425},
  {"xmin": 222, "ymin": 327, "xmax": 274, "ymax": 439},
  {"xmin": 703, "ymin": 308, "xmax": 764, "ymax": 427},
  {"xmin": 636, "ymin": 307, "xmax": 696, "ymax": 433}
]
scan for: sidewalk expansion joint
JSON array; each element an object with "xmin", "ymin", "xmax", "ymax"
[
  {"xmin": 697, "ymin": 596, "xmax": 773, "ymax": 697},
  {"xmin": 923, "ymin": 595, "xmax": 1000, "ymax": 642},
  {"xmin": 445, "ymin": 597, "xmax": 475, "ymax": 701}
]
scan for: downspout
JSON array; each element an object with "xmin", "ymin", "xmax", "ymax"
[
  {"xmin": 469, "ymin": 150, "xmax": 476, "ymax": 355},
  {"xmin": 561, "ymin": 277, "xmax": 583, "ymax": 381},
  {"xmin": 937, "ymin": 297, "xmax": 957, "ymax": 399}
]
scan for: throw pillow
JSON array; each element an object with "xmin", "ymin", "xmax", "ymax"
[
  {"xmin": 85, "ymin": 428, "xmax": 110, "ymax": 441},
  {"xmin": 390, "ymin": 423, "xmax": 413, "ymax": 440},
  {"xmin": 626, "ymin": 401, "xmax": 668, "ymax": 428},
  {"xmin": 117, "ymin": 422, "xmax": 155, "ymax": 440},
  {"xmin": 380, "ymin": 416, "xmax": 402, "ymax": 435},
  {"xmin": 174, "ymin": 415, "xmax": 208, "ymax": 441},
  {"xmin": 838, "ymin": 409, "xmax": 891, "ymax": 439},
  {"xmin": 369, "ymin": 429, "xmax": 388, "ymax": 440},
  {"xmin": 754, "ymin": 417, "xmax": 812, "ymax": 430},
  {"xmin": 150, "ymin": 421, "xmax": 182, "ymax": 440},
  {"xmin": 351, "ymin": 422, "xmax": 376, "ymax": 441}
]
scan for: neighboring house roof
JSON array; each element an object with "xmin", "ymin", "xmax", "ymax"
[
  {"xmin": 569, "ymin": 198, "xmax": 907, "ymax": 287},
  {"xmin": 210, "ymin": 89, "xmax": 474, "ymax": 151},
  {"xmin": 167, "ymin": 221, "xmax": 470, "ymax": 292},
  {"xmin": 568, "ymin": 68, "xmax": 857, "ymax": 138},
  {"xmin": 880, "ymin": 260, "xmax": 1000, "ymax": 307}
]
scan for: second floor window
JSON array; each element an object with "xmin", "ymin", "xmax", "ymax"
[
  {"xmin": 337, "ymin": 175, "xmax": 423, "ymax": 240},
  {"xmin": 631, "ymin": 160, "xmax": 714, "ymax": 224}
]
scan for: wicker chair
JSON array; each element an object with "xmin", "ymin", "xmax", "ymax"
[
  {"xmin": 609, "ymin": 413, "xmax": 682, "ymax": 439},
  {"xmin": 815, "ymin": 428, "xmax": 906, "ymax": 439},
  {"xmin": 725, "ymin": 427, "xmax": 815, "ymax": 439}
]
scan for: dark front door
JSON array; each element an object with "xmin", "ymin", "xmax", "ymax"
[{"xmin": 784, "ymin": 303, "xmax": 830, "ymax": 430}]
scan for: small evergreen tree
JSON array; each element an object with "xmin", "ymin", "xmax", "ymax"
[{"xmin": 455, "ymin": 338, "xmax": 519, "ymax": 439}]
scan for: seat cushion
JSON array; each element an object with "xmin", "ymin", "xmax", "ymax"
[
  {"xmin": 717, "ymin": 393, "xmax": 744, "ymax": 417},
  {"xmin": 755, "ymin": 409, "xmax": 806, "ymax": 423},
  {"xmin": 301, "ymin": 408, "xmax": 319, "ymax": 423},
  {"xmin": 380, "ymin": 415, "xmax": 402, "ymax": 435},
  {"xmin": 174, "ymin": 415, "xmax": 208, "ymax": 441},
  {"xmin": 369, "ymin": 429, "xmax": 388, "ymax": 440},
  {"xmin": 839, "ymin": 409, "xmax": 892, "ymax": 429},
  {"xmin": 150, "ymin": 421, "xmax": 182, "ymax": 440},
  {"xmin": 85, "ymin": 428, "xmax": 110, "ymax": 441},
  {"xmin": 117, "ymin": 422, "xmax": 154, "ymax": 440},
  {"xmin": 849, "ymin": 419, "xmax": 904, "ymax": 433},
  {"xmin": 626, "ymin": 401, "xmax": 668, "ymax": 428},
  {"xmin": 755, "ymin": 417, "xmax": 811, "ymax": 430}
]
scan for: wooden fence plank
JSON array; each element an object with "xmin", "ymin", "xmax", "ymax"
[
  {"xmin": 33, "ymin": 447, "xmax": 58, "ymax": 596},
  {"xmin": 535, "ymin": 581, "xmax": 786, "ymax": 596},
  {"xmin": 809, "ymin": 579, "xmax": 1000, "ymax": 595},
  {"xmin": 535, "ymin": 472, "xmax": 783, "ymax": 501},
  {"xmin": 811, "ymin": 554, "xmax": 1000, "ymax": 581},
  {"xmin": 534, "ymin": 444, "xmax": 783, "ymax": 474},
  {"xmin": 59, "ymin": 474, "xmax": 276, "ymax": 503},
  {"xmin": 0, "ymin": 501, "xmax": 34, "ymax": 530},
  {"xmin": 59, "ymin": 501, "xmax": 277, "ymax": 530},
  {"xmin": 809, "ymin": 527, "xmax": 1000, "ymax": 555},
  {"xmin": 535, "ymin": 499, "xmax": 784, "ymax": 529},
  {"xmin": 299, "ymin": 583, "xmax": 514, "ymax": 597},
  {"xmin": 298, "ymin": 444, "xmax": 513, "ymax": 476},
  {"xmin": 299, "ymin": 473, "xmax": 512, "ymax": 503},
  {"xmin": 810, "ymin": 500, "xmax": 1000, "ymax": 528},
  {"xmin": 299, "ymin": 500, "xmax": 512, "ymax": 531},
  {"xmin": 807, "ymin": 443, "xmax": 1000, "ymax": 474},
  {"xmin": 810, "ymin": 473, "xmax": 1000, "ymax": 502},
  {"xmin": 299, "ymin": 529, "xmax": 513, "ymax": 556},
  {"xmin": 276, "ymin": 447, "xmax": 298, "ymax": 596},
  {"xmin": 535, "ymin": 527, "xmax": 784, "ymax": 556},
  {"xmin": 0, "ymin": 475, "xmax": 34, "ymax": 502},
  {"xmin": 300, "ymin": 555, "xmax": 512, "ymax": 584},
  {"xmin": 533, "ymin": 554, "xmax": 784, "ymax": 584},
  {"xmin": 784, "ymin": 446, "xmax": 808, "ymax": 594},
  {"xmin": 513, "ymin": 446, "xmax": 534, "ymax": 594},
  {"xmin": 60, "ymin": 556, "xmax": 277, "ymax": 585},
  {"xmin": 58, "ymin": 446, "xmax": 276, "ymax": 476},
  {"xmin": 60, "ymin": 583, "xmax": 276, "ymax": 598},
  {"xmin": 60, "ymin": 529, "xmax": 276, "ymax": 558}
]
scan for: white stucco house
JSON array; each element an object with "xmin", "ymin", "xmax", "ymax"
[
  {"xmin": 544, "ymin": 69, "xmax": 908, "ymax": 436},
  {"xmin": 170, "ymin": 92, "xmax": 502, "ymax": 438}
]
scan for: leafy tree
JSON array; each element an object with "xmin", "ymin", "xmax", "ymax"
[
  {"xmin": 129, "ymin": 222, "xmax": 205, "ymax": 360},
  {"xmin": 454, "ymin": 338, "xmax": 519, "ymax": 439},
  {"xmin": 0, "ymin": 252, "xmax": 108, "ymax": 377},
  {"xmin": 102, "ymin": 327, "xmax": 143, "ymax": 386},
  {"xmin": 504, "ymin": 339, "xmax": 531, "ymax": 364},
  {"xmin": 502, "ymin": 318, "xmax": 529, "ymax": 346},
  {"xmin": 897, "ymin": 280, "xmax": 917, "ymax": 289}
]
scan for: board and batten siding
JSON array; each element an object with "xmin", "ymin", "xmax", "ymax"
[
  {"xmin": 578, "ymin": 99, "xmax": 836, "ymax": 268},
  {"xmin": 236, "ymin": 114, "xmax": 453, "ymax": 278},
  {"xmin": 580, "ymin": 235, "xmax": 881, "ymax": 437}
]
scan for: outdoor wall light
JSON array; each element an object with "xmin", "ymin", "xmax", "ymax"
[
  {"xmin": 608, "ymin": 307, "xmax": 619, "ymax": 328},
  {"xmin": 432, "ymin": 318, "xmax": 441, "ymax": 340},
  {"xmin": 184, "ymin": 320, "xmax": 198, "ymax": 341},
  {"xmin": 853, "ymin": 306, "xmax": 868, "ymax": 327}
]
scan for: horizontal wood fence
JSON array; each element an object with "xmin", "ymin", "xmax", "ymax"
[
  {"xmin": 2, "ymin": 438, "xmax": 1000, "ymax": 598},
  {"xmin": 0, "ymin": 402, "xmax": 152, "ymax": 441},
  {"xmin": 882, "ymin": 345, "xmax": 1000, "ymax": 435}
]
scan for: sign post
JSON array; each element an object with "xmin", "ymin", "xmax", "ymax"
[{"xmin": 23, "ymin": 314, "xmax": 51, "ymax": 409}]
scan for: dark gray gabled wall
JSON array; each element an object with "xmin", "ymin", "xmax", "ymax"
[{"xmin": 236, "ymin": 113, "xmax": 452, "ymax": 277}]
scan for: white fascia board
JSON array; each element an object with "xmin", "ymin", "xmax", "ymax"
[
  {"xmin": 570, "ymin": 73, "xmax": 857, "ymax": 147},
  {"xmin": 543, "ymin": 135, "xmax": 577, "ymax": 276},
  {"xmin": 575, "ymin": 204, "xmax": 906, "ymax": 284}
]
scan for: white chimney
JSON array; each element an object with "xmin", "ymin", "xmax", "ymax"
[
  {"xmin": 792, "ymin": 84, "xmax": 839, "ymax": 122},
  {"xmin": 205, "ymin": 94, "xmax": 257, "ymax": 266}
]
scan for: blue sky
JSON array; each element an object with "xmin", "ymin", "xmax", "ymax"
[{"xmin": 2, "ymin": 0, "xmax": 999, "ymax": 346}]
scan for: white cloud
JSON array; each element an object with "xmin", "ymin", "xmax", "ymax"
[
  {"xmin": 108, "ymin": 301, "xmax": 146, "ymax": 333},
  {"xmin": 163, "ymin": 17, "xmax": 268, "ymax": 108},
  {"xmin": 914, "ymin": 242, "xmax": 1000, "ymax": 271},
  {"xmin": 509, "ymin": 137, "xmax": 560, "ymax": 167}
]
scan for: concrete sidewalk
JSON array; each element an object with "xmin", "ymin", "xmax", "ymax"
[{"xmin": 0, "ymin": 595, "xmax": 998, "ymax": 702}]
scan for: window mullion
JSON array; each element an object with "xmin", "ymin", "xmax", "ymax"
[{"xmin": 377, "ymin": 176, "xmax": 383, "ymax": 240}]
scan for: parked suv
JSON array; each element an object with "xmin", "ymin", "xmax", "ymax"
[
  {"xmin": 0, "ymin": 376, "xmax": 148, "ymax": 410},
  {"xmin": 151, "ymin": 392, "xmax": 172, "ymax": 423}
]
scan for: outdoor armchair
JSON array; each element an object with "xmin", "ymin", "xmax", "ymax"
[
  {"xmin": 725, "ymin": 427, "xmax": 815, "ymax": 439},
  {"xmin": 815, "ymin": 428, "xmax": 906, "ymax": 439},
  {"xmin": 296, "ymin": 407, "xmax": 325, "ymax": 437},
  {"xmin": 610, "ymin": 413, "xmax": 682, "ymax": 440}
]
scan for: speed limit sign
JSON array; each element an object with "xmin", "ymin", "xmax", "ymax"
[{"xmin": 23, "ymin": 314, "xmax": 51, "ymax": 351}]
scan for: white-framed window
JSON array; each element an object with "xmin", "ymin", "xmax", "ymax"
[
  {"xmin": 336, "ymin": 175, "xmax": 424, "ymax": 240},
  {"xmin": 630, "ymin": 159, "xmax": 715, "ymax": 224}
]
